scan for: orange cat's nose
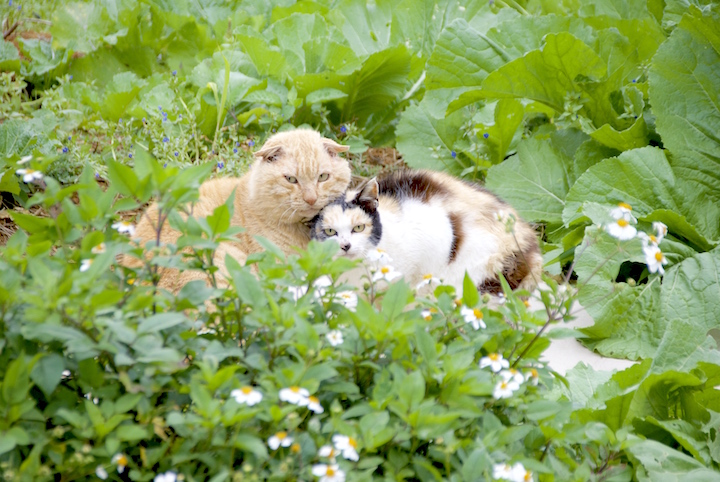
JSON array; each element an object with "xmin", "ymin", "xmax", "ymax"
[{"xmin": 304, "ymin": 195, "xmax": 317, "ymax": 205}]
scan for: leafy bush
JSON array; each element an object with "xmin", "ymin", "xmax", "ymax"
[{"xmin": 2, "ymin": 1, "xmax": 720, "ymax": 480}]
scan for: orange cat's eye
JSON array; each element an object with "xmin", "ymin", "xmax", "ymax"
[
  {"xmin": 318, "ymin": 173, "xmax": 329, "ymax": 182},
  {"xmin": 285, "ymin": 175, "xmax": 298, "ymax": 184}
]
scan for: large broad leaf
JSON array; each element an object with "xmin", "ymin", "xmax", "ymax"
[
  {"xmin": 564, "ymin": 147, "xmax": 718, "ymax": 246},
  {"xmin": 649, "ymin": 7, "xmax": 720, "ymax": 242},
  {"xmin": 326, "ymin": 0, "xmax": 393, "ymax": 56},
  {"xmin": 626, "ymin": 439, "xmax": 720, "ymax": 481},
  {"xmin": 485, "ymin": 130, "xmax": 589, "ymax": 228},
  {"xmin": 271, "ymin": 13, "xmax": 330, "ymax": 74},
  {"xmin": 479, "ymin": 32, "xmax": 606, "ymax": 113},
  {"xmin": 395, "ymin": 100, "xmax": 470, "ymax": 173}
]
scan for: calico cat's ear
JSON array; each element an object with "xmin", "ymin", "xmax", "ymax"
[
  {"xmin": 254, "ymin": 145, "xmax": 283, "ymax": 162},
  {"xmin": 354, "ymin": 178, "xmax": 379, "ymax": 211},
  {"xmin": 323, "ymin": 139, "xmax": 350, "ymax": 157}
]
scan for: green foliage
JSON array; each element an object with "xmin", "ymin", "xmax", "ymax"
[{"xmin": 2, "ymin": 0, "xmax": 720, "ymax": 480}]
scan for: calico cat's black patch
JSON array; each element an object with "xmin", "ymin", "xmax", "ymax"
[{"xmin": 377, "ymin": 170, "xmax": 448, "ymax": 202}]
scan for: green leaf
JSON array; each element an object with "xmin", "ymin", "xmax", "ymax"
[
  {"xmin": 235, "ymin": 433, "xmax": 269, "ymax": 459},
  {"xmin": 486, "ymin": 134, "xmax": 575, "ymax": 226},
  {"xmin": 649, "ymin": 7, "xmax": 720, "ymax": 242},
  {"xmin": 227, "ymin": 257, "xmax": 267, "ymax": 308},
  {"xmin": 626, "ymin": 439, "xmax": 720, "ymax": 481},
  {"xmin": 305, "ymin": 88, "xmax": 348, "ymax": 105},
  {"xmin": 2, "ymin": 357, "xmax": 31, "ymax": 405},
  {"xmin": 106, "ymin": 160, "xmax": 141, "ymax": 198},
  {"xmin": 480, "ymin": 32, "xmax": 606, "ymax": 112},
  {"xmin": 0, "ymin": 39, "xmax": 21, "ymax": 72},
  {"xmin": 137, "ymin": 313, "xmax": 189, "ymax": 334},
  {"xmin": 326, "ymin": 0, "xmax": 393, "ymax": 56},
  {"xmin": 462, "ymin": 272, "xmax": 479, "ymax": 308},
  {"xmin": 101, "ymin": 72, "xmax": 146, "ymax": 121},
  {"xmin": 30, "ymin": 354, "xmax": 65, "ymax": 398},
  {"xmin": 206, "ymin": 204, "xmax": 230, "ymax": 237}
]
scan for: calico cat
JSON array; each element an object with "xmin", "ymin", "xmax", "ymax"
[
  {"xmin": 309, "ymin": 169, "xmax": 542, "ymax": 294},
  {"xmin": 128, "ymin": 129, "xmax": 352, "ymax": 292}
]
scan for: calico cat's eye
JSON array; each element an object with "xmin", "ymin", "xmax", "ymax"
[
  {"xmin": 285, "ymin": 175, "xmax": 298, "ymax": 184},
  {"xmin": 318, "ymin": 173, "xmax": 330, "ymax": 182},
  {"xmin": 352, "ymin": 224, "xmax": 365, "ymax": 233},
  {"xmin": 323, "ymin": 228, "xmax": 337, "ymax": 236}
]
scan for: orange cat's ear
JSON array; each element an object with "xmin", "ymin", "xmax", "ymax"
[
  {"xmin": 323, "ymin": 139, "xmax": 350, "ymax": 157},
  {"xmin": 255, "ymin": 145, "xmax": 283, "ymax": 162}
]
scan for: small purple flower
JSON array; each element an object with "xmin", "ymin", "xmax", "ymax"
[
  {"xmin": 340, "ymin": 125, "xmax": 347, "ymax": 134},
  {"xmin": 128, "ymin": 153, "xmax": 133, "ymax": 159},
  {"xmin": 17, "ymin": 4, "xmax": 20, "ymax": 9},
  {"xmin": 95, "ymin": 173, "xmax": 100, "ymax": 179},
  {"xmin": 118, "ymin": 118, "xmax": 123, "ymax": 124},
  {"xmin": 62, "ymin": 147, "xmax": 69, "ymax": 153},
  {"xmin": 483, "ymin": 133, "xmax": 489, "ymax": 139},
  {"xmin": 142, "ymin": 117, "xmax": 146, "ymax": 123},
  {"xmin": 451, "ymin": 150, "xmax": 456, "ymax": 158},
  {"xmin": 178, "ymin": 115, "xmax": 182, "ymax": 120},
  {"xmin": 9, "ymin": 1, "xmax": 12, "ymax": 6},
  {"xmin": 163, "ymin": 162, "xmax": 167, "ymax": 168},
  {"xmin": 158, "ymin": 106, "xmax": 163, "ymax": 111},
  {"xmin": 163, "ymin": 137, "xmax": 169, "ymax": 143},
  {"xmin": 632, "ymin": 79, "xmax": 637, "ymax": 83},
  {"xmin": 248, "ymin": 140, "xmax": 254, "ymax": 147},
  {"xmin": 68, "ymin": 75, "xmax": 73, "ymax": 80},
  {"xmin": 172, "ymin": 70, "xmax": 177, "ymax": 76},
  {"xmin": 217, "ymin": 161, "xmax": 224, "ymax": 169},
  {"xmin": 68, "ymin": 136, "xmax": 72, "ymax": 141},
  {"xmin": 174, "ymin": 151, "xmax": 179, "ymax": 157},
  {"xmin": 233, "ymin": 148, "xmax": 238, "ymax": 154},
  {"xmin": 236, "ymin": 141, "xmax": 240, "ymax": 147}
]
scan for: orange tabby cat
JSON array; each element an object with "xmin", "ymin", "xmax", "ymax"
[{"xmin": 129, "ymin": 129, "xmax": 351, "ymax": 292}]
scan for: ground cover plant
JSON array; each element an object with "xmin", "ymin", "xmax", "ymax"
[{"xmin": 1, "ymin": 0, "xmax": 720, "ymax": 480}]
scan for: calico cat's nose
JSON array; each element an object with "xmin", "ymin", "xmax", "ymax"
[{"xmin": 341, "ymin": 242, "xmax": 351, "ymax": 252}]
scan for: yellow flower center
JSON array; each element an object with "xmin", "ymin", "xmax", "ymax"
[
  {"xmin": 290, "ymin": 386, "xmax": 301, "ymax": 393},
  {"xmin": 531, "ymin": 369, "xmax": 539, "ymax": 378},
  {"xmin": 276, "ymin": 431, "xmax": 287, "ymax": 440},
  {"xmin": 381, "ymin": 267, "xmax": 389, "ymax": 274},
  {"xmin": 523, "ymin": 472, "xmax": 532, "ymax": 482},
  {"xmin": 423, "ymin": 273, "xmax": 433, "ymax": 280},
  {"xmin": 649, "ymin": 234, "xmax": 657, "ymax": 243},
  {"xmin": 618, "ymin": 202, "xmax": 632, "ymax": 210},
  {"xmin": 523, "ymin": 300, "xmax": 530, "ymax": 308},
  {"xmin": 617, "ymin": 219, "xmax": 629, "ymax": 227},
  {"xmin": 291, "ymin": 443, "xmax": 300, "ymax": 453},
  {"xmin": 308, "ymin": 396, "xmax": 319, "ymax": 404},
  {"xmin": 473, "ymin": 308, "xmax": 483, "ymax": 319},
  {"xmin": 510, "ymin": 369, "xmax": 518, "ymax": 375},
  {"xmin": 327, "ymin": 467, "xmax": 336, "ymax": 476},
  {"xmin": 489, "ymin": 353, "xmax": 500, "ymax": 361},
  {"xmin": 127, "ymin": 278, "xmax": 136, "ymax": 285},
  {"xmin": 655, "ymin": 251, "xmax": 664, "ymax": 262},
  {"xmin": 500, "ymin": 381, "xmax": 509, "ymax": 389},
  {"xmin": 116, "ymin": 455, "xmax": 127, "ymax": 466},
  {"xmin": 241, "ymin": 386, "xmax": 253, "ymax": 395},
  {"xmin": 454, "ymin": 298, "xmax": 463, "ymax": 307},
  {"xmin": 26, "ymin": 169, "xmax": 36, "ymax": 174},
  {"xmin": 348, "ymin": 437, "xmax": 358, "ymax": 448}
]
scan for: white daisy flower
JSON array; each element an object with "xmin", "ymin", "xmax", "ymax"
[
  {"xmin": 326, "ymin": 330, "xmax": 344, "ymax": 346},
  {"xmin": 288, "ymin": 285, "xmax": 308, "ymax": 301},
  {"xmin": 460, "ymin": 307, "xmax": 487, "ymax": 330},
  {"xmin": 336, "ymin": 291, "xmax": 358, "ymax": 311},
  {"xmin": 16, "ymin": 168, "xmax": 44, "ymax": 183},
  {"xmin": 415, "ymin": 273, "xmax": 441, "ymax": 290},
  {"xmin": 96, "ymin": 465, "xmax": 108, "ymax": 480},
  {"xmin": 493, "ymin": 379, "xmax": 520, "ymax": 399},
  {"xmin": 91, "ymin": 243, "xmax": 106, "ymax": 254},
  {"xmin": 301, "ymin": 395, "xmax": 324, "ymax": 413},
  {"xmin": 112, "ymin": 453, "xmax": 129, "ymax": 473},
  {"xmin": 643, "ymin": 244, "xmax": 668, "ymax": 275},
  {"xmin": 313, "ymin": 275, "xmax": 333, "ymax": 298},
  {"xmin": 500, "ymin": 368, "xmax": 525, "ymax": 384},
  {"xmin": 230, "ymin": 386, "xmax": 263, "ymax": 406},
  {"xmin": 268, "ymin": 431, "xmax": 293, "ymax": 450},
  {"xmin": 652, "ymin": 221, "xmax": 668, "ymax": 240},
  {"xmin": 492, "ymin": 463, "xmax": 514, "ymax": 480},
  {"xmin": 610, "ymin": 202, "xmax": 635, "ymax": 222},
  {"xmin": 331, "ymin": 434, "xmax": 359, "ymax": 461},
  {"xmin": 154, "ymin": 471, "xmax": 177, "ymax": 482},
  {"xmin": 18, "ymin": 154, "xmax": 33, "ymax": 164},
  {"xmin": 371, "ymin": 265, "xmax": 402, "ymax": 283},
  {"xmin": 311, "ymin": 464, "xmax": 345, "ymax": 482},
  {"xmin": 365, "ymin": 248, "xmax": 392, "ymax": 266},
  {"xmin": 527, "ymin": 368, "xmax": 540, "ymax": 386},
  {"xmin": 605, "ymin": 218, "xmax": 637, "ymax": 240},
  {"xmin": 511, "ymin": 462, "xmax": 533, "ymax": 482},
  {"xmin": 480, "ymin": 353, "xmax": 509, "ymax": 372},
  {"xmin": 318, "ymin": 445, "xmax": 340, "ymax": 459},
  {"xmin": 279, "ymin": 386, "xmax": 309, "ymax": 405},
  {"xmin": 111, "ymin": 221, "xmax": 136, "ymax": 236},
  {"xmin": 421, "ymin": 309, "xmax": 434, "ymax": 321},
  {"xmin": 80, "ymin": 259, "xmax": 93, "ymax": 272}
]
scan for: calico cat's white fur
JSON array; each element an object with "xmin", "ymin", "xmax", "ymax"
[{"xmin": 309, "ymin": 169, "xmax": 542, "ymax": 294}]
